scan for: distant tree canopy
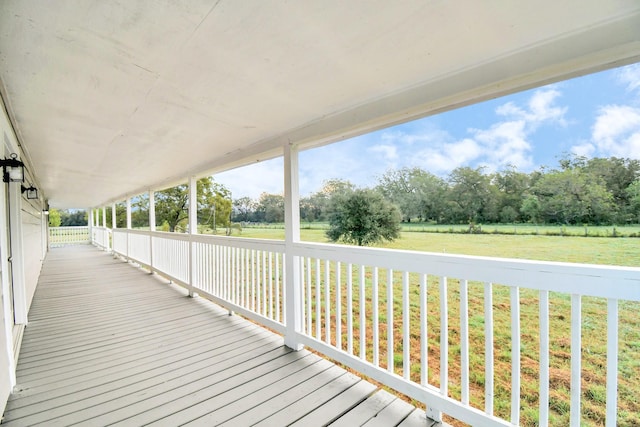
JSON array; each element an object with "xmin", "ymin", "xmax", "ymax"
[
  {"xmin": 84, "ymin": 155, "xmax": 640, "ymax": 233},
  {"xmin": 150, "ymin": 177, "xmax": 231, "ymax": 232},
  {"xmin": 229, "ymin": 155, "xmax": 640, "ymax": 226},
  {"xmin": 326, "ymin": 188, "xmax": 401, "ymax": 246},
  {"xmin": 48, "ymin": 209, "xmax": 61, "ymax": 227},
  {"xmin": 49, "ymin": 209, "xmax": 87, "ymax": 227}
]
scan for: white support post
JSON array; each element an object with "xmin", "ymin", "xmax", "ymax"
[
  {"xmin": 149, "ymin": 191, "xmax": 156, "ymax": 232},
  {"xmin": 126, "ymin": 198, "xmax": 132, "ymax": 229},
  {"xmin": 283, "ymin": 143, "xmax": 303, "ymax": 351},
  {"xmin": 88, "ymin": 209, "xmax": 93, "ymax": 242},
  {"xmin": 110, "ymin": 204, "xmax": 116, "ymax": 257},
  {"xmin": 102, "ymin": 207, "xmax": 109, "ymax": 252},
  {"xmin": 126, "ymin": 198, "xmax": 131, "ymax": 260},
  {"xmin": 188, "ymin": 177, "xmax": 197, "ymax": 298},
  {"xmin": 149, "ymin": 190, "xmax": 155, "ymax": 272}
]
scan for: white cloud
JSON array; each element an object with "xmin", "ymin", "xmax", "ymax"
[
  {"xmin": 472, "ymin": 120, "xmax": 532, "ymax": 170},
  {"xmin": 368, "ymin": 144, "xmax": 398, "ymax": 160},
  {"xmin": 590, "ymin": 104, "xmax": 640, "ymax": 158},
  {"xmin": 496, "ymin": 88, "xmax": 567, "ymax": 129},
  {"xmin": 571, "ymin": 142, "xmax": 595, "ymax": 158},
  {"xmin": 617, "ymin": 63, "xmax": 640, "ymax": 94},
  {"xmin": 413, "ymin": 138, "xmax": 483, "ymax": 173}
]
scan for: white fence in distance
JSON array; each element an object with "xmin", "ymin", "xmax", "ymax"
[{"xmin": 49, "ymin": 226, "xmax": 90, "ymax": 247}]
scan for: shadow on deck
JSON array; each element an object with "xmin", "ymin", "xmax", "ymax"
[{"xmin": 2, "ymin": 246, "xmax": 438, "ymax": 426}]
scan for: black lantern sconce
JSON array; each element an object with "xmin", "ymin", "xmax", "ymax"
[
  {"xmin": 21, "ymin": 185, "xmax": 38, "ymax": 200},
  {"xmin": 1, "ymin": 153, "xmax": 25, "ymax": 183}
]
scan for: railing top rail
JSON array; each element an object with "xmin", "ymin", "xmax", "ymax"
[
  {"xmin": 112, "ymin": 228, "xmax": 285, "ymax": 251},
  {"xmin": 294, "ymin": 241, "xmax": 640, "ymax": 301}
]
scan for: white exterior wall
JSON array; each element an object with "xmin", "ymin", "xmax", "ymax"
[{"xmin": 0, "ymin": 97, "xmax": 46, "ymax": 413}]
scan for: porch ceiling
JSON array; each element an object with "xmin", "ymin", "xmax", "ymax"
[{"xmin": 1, "ymin": 1, "xmax": 639, "ymax": 208}]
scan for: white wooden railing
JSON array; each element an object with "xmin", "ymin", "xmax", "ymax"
[
  {"xmin": 102, "ymin": 227, "xmax": 640, "ymax": 427},
  {"xmin": 49, "ymin": 226, "xmax": 90, "ymax": 247},
  {"xmin": 91, "ymin": 226, "xmax": 111, "ymax": 251}
]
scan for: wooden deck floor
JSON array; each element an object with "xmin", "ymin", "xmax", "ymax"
[{"xmin": 2, "ymin": 245, "xmax": 437, "ymax": 426}]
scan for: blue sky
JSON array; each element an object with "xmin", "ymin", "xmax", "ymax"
[{"xmin": 216, "ymin": 63, "xmax": 640, "ymax": 199}]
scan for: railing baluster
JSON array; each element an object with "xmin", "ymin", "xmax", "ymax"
[
  {"xmin": 256, "ymin": 250, "xmax": 262, "ymax": 313},
  {"xmin": 269, "ymin": 252, "xmax": 273, "ymax": 319},
  {"xmin": 387, "ymin": 269, "xmax": 394, "ymax": 373},
  {"xmin": 325, "ymin": 260, "xmax": 331, "ymax": 344},
  {"xmin": 224, "ymin": 246, "xmax": 229, "ymax": 300},
  {"xmin": 316, "ymin": 258, "xmax": 321, "ymax": 339},
  {"xmin": 539, "ymin": 289, "xmax": 549, "ymax": 427},
  {"xmin": 571, "ymin": 294, "xmax": 582, "ymax": 427},
  {"xmin": 372, "ymin": 267, "xmax": 379, "ymax": 366},
  {"xmin": 300, "ymin": 257, "xmax": 306, "ymax": 333},
  {"xmin": 347, "ymin": 263, "xmax": 353, "ymax": 355},
  {"xmin": 306, "ymin": 257, "xmax": 312, "ymax": 335},
  {"xmin": 511, "ymin": 286, "xmax": 521, "ymax": 425},
  {"xmin": 360, "ymin": 265, "xmax": 366, "ymax": 360},
  {"xmin": 336, "ymin": 261, "xmax": 342, "ymax": 350},
  {"xmin": 231, "ymin": 247, "xmax": 236, "ymax": 303},
  {"xmin": 420, "ymin": 273, "xmax": 427, "ymax": 385},
  {"xmin": 262, "ymin": 251, "xmax": 267, "ymax": 316},
  {"xmin": 606, "ymin": 298, "xmax": 618, "ymax": 427},
  {"xmin": 484, "ymin": 281, "xmax": 494, "ymax": 416},
  {"xmin": 240, "ymin": 248, "xmax": 245, "ymax": 307},
  {"xmin": 403, "ymin": 271, "xmax": 410, "ymax": 380},
  {"xmin": 440, "ymin": 276, "xmax": 448, "ymax": 395},
  {"xmin": 275, "ymin": 253, "xmax": 280, "ymax": 322},
  {"xmin": 235, "ymin": 247, "xmax": 240, "ymax": 304},
  {"xmin": 460, "ymin": 279, "xmax": 469, "ymax": 405},
  {"xmin": 251, "ymin": 249, "xmax": 256, "ymax": 311}
]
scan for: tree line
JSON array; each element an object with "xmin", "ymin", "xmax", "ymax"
[
  {"xmin": 233, "ymin": 156, "xmax": 640, "ymax": 226},
  {"xmin": 50, "ymin": 156, "xmax": 640, "ymax": 229}
]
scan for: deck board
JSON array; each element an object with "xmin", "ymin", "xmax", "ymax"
[{"xmin": 2, "ymin": 245, "xmax": 437, "ymax": 426}]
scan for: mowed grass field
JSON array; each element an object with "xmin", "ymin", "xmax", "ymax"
[{"xmin": 234, "ymin": 227, "xmax": 639, "ymax": 426}]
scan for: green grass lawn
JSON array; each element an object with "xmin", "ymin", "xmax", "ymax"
[
  {"xmin": 226, "ymin": 226, "xmax": 639, "ymax": 426},
  {"xmin": 235, "ymin": 227, "xmax": 640, "ymax": 267}
]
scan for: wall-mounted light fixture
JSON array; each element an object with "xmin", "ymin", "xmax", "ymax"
[
  {"xmin": 1, "ymin": 153, "xmax": 25, "ymax": 183},
  {"xmin": 21, "ymin": 185, "xmax": 38, "ymax": 200}
]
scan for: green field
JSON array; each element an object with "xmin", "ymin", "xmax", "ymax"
[
  {"xmin": 230, "ymin": 226, "xmax": 640, "ymax": 426},
  {"xmin": 235, "ymin": 227, "xmax": 640, "ymax": 267}
]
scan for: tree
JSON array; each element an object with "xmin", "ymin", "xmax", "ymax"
[
  {"xmin": 48, "ymin": 208, "xmax": 61, "ymax": 227},
  {"xmin": 446, "ymin": 167, "xmax": 493, "ymax": 223},
  {"xmin": 300, "ymin": 179, "xmax": 356, "ymax": 223},
  {"xmin": 59, "ymin": 209, "xmax": 88, "ymax": 226},
  {"xmin": 198, "ymin": 179, "xmax": 232, "ymax": 232},
  {"xmin": 376, "ymin": 167, "xmax": 447, "ymax": 222},
  {"xmin": 531, "ymin": 169, "xmax": 615, "ymax": 224},
  {"xmin": 626, "ymin": 180, "xmax": 640, "ymax": 222},
  {"xmin": 106, "ymin": 204, "xmax": 127, "ymax": 228},
  {"xmin": 493, "ymin": 167, "xmax": 531, "ymax": 223},
  {"xmin": 232, "ymin": 197, "xmax": 255, "ymax": 222},
  {"xmin": 254, "ymin": 193, "xmax": 285, "ymax": 223},
  {"xmin": 520, "ymin": 194, "xmax": 541, "ymax": 223},
  {"xmin": 376, "ymin": 168, "xmax": 420, "ymax": 221},
  {"xmin": 326, "ymin": 188, "xmax": 401, "ymax": 246},
  {"xmin": 154, "ymin": 177, "xmax": 231, "ymax": 232}
]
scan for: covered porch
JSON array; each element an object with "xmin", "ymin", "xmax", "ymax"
[{"xmin": 1, "ymin": 1, "xmax": 640, "ymax": 426}]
